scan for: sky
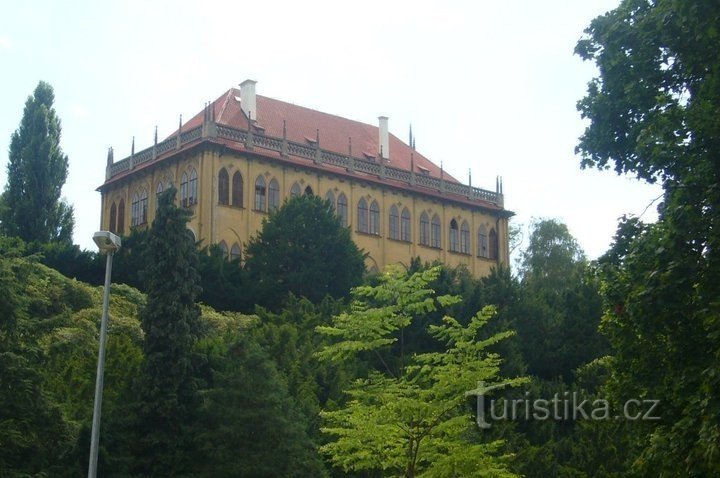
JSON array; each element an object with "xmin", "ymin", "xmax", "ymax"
[{"xmin": 0, "ymin": 0, "xmax": 661, "ymax": 258}]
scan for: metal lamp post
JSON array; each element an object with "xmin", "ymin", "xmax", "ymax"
[{"xmin": 88, "ymin": 231, "xmax": 121, "ymax": 478}]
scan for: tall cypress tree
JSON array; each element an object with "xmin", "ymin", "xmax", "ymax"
[
  {"xmin": 133, "ymin": 187, "xmax": 201, "ymax": 476},
  {"xmin": 1, "ymin": 81, "xmax": 74, "ymax": 243}
]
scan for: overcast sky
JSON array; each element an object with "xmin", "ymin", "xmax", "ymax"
[{"xmin": 0, "ymin": 0, "xmax": 661, "ymax": 258}]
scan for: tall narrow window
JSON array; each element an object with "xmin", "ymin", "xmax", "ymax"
[
  {"xmin": 358, "ymin": 198, "xmax": 368, "ymax": 233},
  {"xmin": 431, "ymin": 214, "xmax": 441, "ymax": 248},
  {"xmin": 140, "ymin": 189, "xmax": 148, "ymax": 225},
  {"xmin": 218, "ymin": 168, "xmax": 229, "ymax": 205},
  {"xmin": 369, "ymin": 200, "xmax": 380, "ymax": 235},
  {"xmin": 189, "ymin": 169, "xmax": 198, "ymax": 205},
  {"xmin": 420, "ymin": 212, "xmax": 429, "ymax": 246},
  {"xmin": 460, "ymin": 221, "xmax": 470, "ymax": 254},
  {"xmin": 109, "ymin": 202, "xmax": 117, "ymax": 233},
  {"xmin": 254, "ymin": 176, "xmax": 266, "ymax": 211},
  {"xmin": 478, "ymin": 225, "xmax": 488, "ymax": 258},
  {"xmin": 401, "ymin": 208, "xmax": 411, "ymax": 242},
  {"xmin": 449, "ymin": 219, "xmax": 459, "ymax": 252},
  {"xmin": 389, "ymin": 205, "xmax": 400, "ymax": 240},
  {"xmin": 156, "ymin": 182, "xmax": 164, "ymax": 212},
  {"xmin": 218, "ymin": 240, "xmax": 229, "ymax": 259},
  {"xmin": 232, "ymin": 171, "xmax": 243, "ymax": 207},
  {"xmin": 268, "ymin": 178, "xmax": 280, "ymax": 211},
  {"xmin": 181, "ymin": 172, "xmax": 189, "ymax": 207},
  {"xmin": 290, "ymin": 182, "xmax": 301, "ymax": 198},
  {"xmin": 489, "ymin": 228, "xmax": 498, "ymax": 260},
  {"xmin": 337, "ymin": 193, "xmax": 348, "ymax": 227},
  {"xmin": 304, "ymin": 186, "xmax": 314, "ymax": 196},
  {"xmin": 117, "ymin": 199, "xmax": 125, "ymax": 234},
  {"xmin": 325, "ymin": 190, "xmax": 335, "ymax": 212},
  {"xmin": 230, "ymin": 242, "xmax": 241, "ymax": 262},
  {"xmin": 131, "ymin": 193, "xmax": 140, "ymax": 226}
]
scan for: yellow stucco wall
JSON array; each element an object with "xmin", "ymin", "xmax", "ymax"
[{"xmin": 101, "ymin": 145, "xmax": 509, "ymax": 276}]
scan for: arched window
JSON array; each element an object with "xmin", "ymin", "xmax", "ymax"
[
  {"xmin": 131, "ymin": 192, "xmax": 140, "ymax": 226},
  {"xmin": 186, "ymin": 229, "xmax": 196, "ymax": 244},
  {"xmin": 232, "ymin": 171, "xmax": 243, "ymax": 207},
  {"xmin": 218, "ymin": 240, "xmax": 229, "ymax": 258},
  {"xmin": 109, "ymin": 202, "xmax": 117, "ymax": 233},
  {"xmin": 401, "ymin": 208, "xmax": 411, "ymax": 242},
  {"xmin": 156, "ymin": 181, "xmax": 164, "ymax": 212},
  {"xmin": 117, "ymin": 199, "xmax": 125, "ymax": 234},
  {"xmin": 304, "ymin": 185, "xmax": 314, "ymax": 196},
  {"xmin": 389, "ymin": 205, "xmax": 400, "ymax": 240},
  {"xmin": 218, "ymin": 168, "xmax": 229, "ymax": 205},
  {"xmin": 337, "ymin": 193, "xmax": 348, "ymax": 227},
  {"xmin": 189, "ymin": 169, "xmax": 198, "ymax": 206},
  {"xmin": 419, "ymin": 212, "xmax": 429, "ymax": 246},
  {"xmin": 230, "ymin": 242, "xmax": 241, "ymax": 262},
  {"xmin": 460, "ymin": 221, "xmax": 470, "ymax": 254},
  {"xmin": 180, "ymin": 172, "xmax": 189, "ymax": 207},
  {"xmin": 431, "ymin": 214, "xmax": 441, "ymax": 248},
  {"xmin": 268, "ymin": 178, "xmax": 280, "ymax": 211},
  {"xmin": 449, "ymin": 219, "xmax": 459, "ymax": 252},
  {"xmin": 325, "ymin": 190, "xmax": 335, "ymax": 211},
  {"xmin": 369, "ymin": 200, "xmax": 380, "ymax": 235},
  {"xmin": 140, "ymin": 189, "xmax": 148, "ymax": 225},
  {"xmin": 254, "ymin": 175, "xmax": 266, "ymax": 211},
  {"xmin": 478, "ymin": 225, "xmax": 488, "ymax": 258},
  {"xmin": 489, "ymin": 228, "xmax": 499, "ymax": 260},
  {"xmin": 358, "ymin": 198, "xmax": 368, "ymax": 233},
  {"xmin": 290, "ymin": 182, "xmax": 301, "ymax": 198}
]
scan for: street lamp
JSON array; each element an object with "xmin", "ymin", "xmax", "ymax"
[{"xmin": 88, "ymin": 231, "xmax": 121, "ymax": 478}]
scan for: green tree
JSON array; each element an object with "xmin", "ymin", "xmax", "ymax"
[
  {"xmin": 577, "ymin": 1, "xmax": 720, "ymax": 473},
  {"xmin": 133, "ymin": 187, "xmax": 202, "ymax": 476},
  {"xmin": 1, "ymin": 82, "xmax": 74, "ymax": 243},
  {"xmin": 516, "ymin": 219, "xmax": 606, "ymax": 381},
  {"xmin": 193, "ymin": 331, "xmax": 327, "ymax": 477},
  {"xmin": 244, "ymin": 195, "xmax": 365, "ymax": 307},
  {"xmin": 317, "ymin": 266, "xmax": 524, "ymax": 477}
]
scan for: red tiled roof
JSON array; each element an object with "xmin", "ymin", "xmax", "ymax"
[{"xmin": 177, "ymin": 87, "xmax": 460, "ymax": 183}]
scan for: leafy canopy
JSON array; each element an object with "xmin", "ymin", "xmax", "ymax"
[
  {"xmin": 577, "ymin": 0, "xmax": 720, "ymax": 474},
  {"xmin": 318, "ymin": 266, "xmax": 525, "ymax": 477},
  {"xmin": 244, "ymin": 195, "xmax": 365, "ymax": 307}
]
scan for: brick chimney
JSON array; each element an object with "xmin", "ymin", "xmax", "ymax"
[{"xmin": 240, "ymin": 79, "xmax": 257, "ymax": 120}]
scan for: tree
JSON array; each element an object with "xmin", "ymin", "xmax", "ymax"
[
  {"xmin": 244, "ymin": 195, "xmax": 365, "ymax": 307},
  {"xmin": 516, "ymin": 219, "xmax": 606, "ymax": 381},
  {"xmin": 133, "ymin": 187, "xmax": 202, "ymax": 475},
  {"xmin": 1, "ymin": 82, "xmax": 74, "ymax": 243},
  {"xmin": 317, "ymin": 266, "xmax": 524, "ymax": 477},
  {"xmin": 193, "ymin": 332, "xmax": 327, "ymax": 477},
  {"xmin": 576, "ymin": 1, "xmax": 720, "ymax": 474}
]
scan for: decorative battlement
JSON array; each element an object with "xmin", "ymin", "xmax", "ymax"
[{"xmin": 106, "ymin": 122, "xmax": 504, "ymax": 207}]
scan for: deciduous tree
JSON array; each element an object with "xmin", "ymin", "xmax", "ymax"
[
  {"xmin": 244, "ymin": 195, "xmax": 365, "ymax": 307},
  {"xmin": 577, "ymin": 1, "xmax": 720, "ymax": 473}
]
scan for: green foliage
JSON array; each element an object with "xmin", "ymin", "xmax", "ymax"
[
  {"xmin": 245, "ymin": 195, "xmax": 365, "ymax": 308},
  {"xmin": 577, "ymin": 1, "xmax": 720, "ymax": 474},
  {"xmin": 133, "ymin": 187, "xmax": 203, "ymax": 475},
  {"xmin": 1, "ymin": 81, "xmax": 74, "ymax": 243},
  {"xmin": 318, "ymin": 266, "xmax": 524, "ymax": 477},
  {"xmin": 193, "ymin": 331, "xmax": 327, "ymax": 477}
]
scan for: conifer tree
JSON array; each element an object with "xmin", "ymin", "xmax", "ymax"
[
  {"xmin": 134, "ymin": 187, "xmax": 201, "ymax": 475},
  {"xmin": 1, "ymin": 81, "xmax": 74, "ymax": 243}
]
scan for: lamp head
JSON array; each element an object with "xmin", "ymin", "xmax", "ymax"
[{"xmin": 93, "ymin": 231, "xmax": 122, "ymax": 253}]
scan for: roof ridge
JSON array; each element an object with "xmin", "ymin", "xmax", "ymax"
[{"xmin": 216, "ymin": 88, "xmax": 234, "ymax": 124}]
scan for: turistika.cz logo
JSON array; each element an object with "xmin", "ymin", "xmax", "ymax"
[{"xmin": 466, "ymin": 381, "xmax": 661, "ymax": 429}]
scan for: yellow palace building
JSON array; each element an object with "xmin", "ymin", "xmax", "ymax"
[{"xmin": 98, "ymin": 80, "xmax": 511, "ymax": 276}]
